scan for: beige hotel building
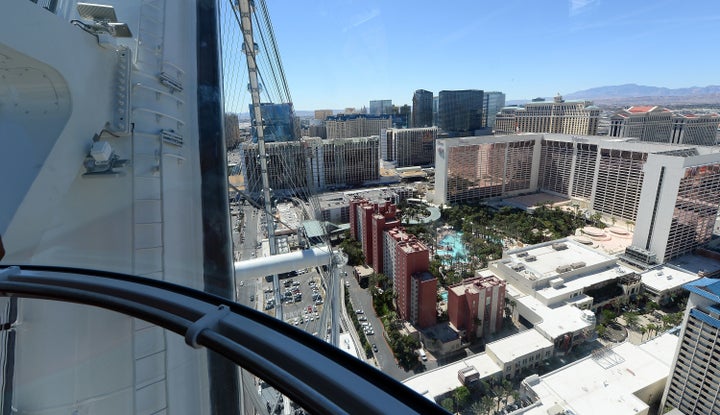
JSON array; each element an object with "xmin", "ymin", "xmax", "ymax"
[{"xmin": 435, "ymin": 134, "xmax": 720, "ymax": 264}]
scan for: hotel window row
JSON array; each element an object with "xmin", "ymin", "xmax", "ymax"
[{"xmin": 593, "ymin": 149, "xmax": 646, "ymax": 221}]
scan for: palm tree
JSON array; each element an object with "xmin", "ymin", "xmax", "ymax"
[
  {"xmin": 479, "ymin": 395, "xmax": 494, "ymax": 414},
  {"xmin": 646, "ymin": 323, "xmax": 658, "ymax": 338},
  {"xmin": 624, "ymin": 311, "xmax": 639, "ymax": 329}
]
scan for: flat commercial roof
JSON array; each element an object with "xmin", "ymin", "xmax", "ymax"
[
  {"xmin": 504, "ymin": 239, "xmax": 614, "ymax": 282},
  {"xmin": 486, "ymin": 329, "xmax": 553, "ymax": 364},
  {"xmin": 317, "ymin": 192, "xmax": 349, "ymax": 209},
  {"xmin": 524, "ymin": 333, "xmax": 679, "ymax": 415},
  {"xmin": 641, "ymin": 265, "xmax": 699, "ymax": 293},
  {"xmin": 354, "ymin": 265, "xmax": 374, "ymax": 278},
  {"xmin": 669, "ymin": 253, "xmax": 720, "ymax": 277},
  {"xmin": 517, "ymin": 295, "xmax": 595, "ymax": 340},
  {"xmin": 534, "ymin": 264, "xmax": 635, "ymax": 304},
  {"xmin": 403, "ymin": 353, "xmax": 501, "ymax": 400},
  {"xmin": 301, "ymin": 220, "xmax": 326, "ymax": 239}
]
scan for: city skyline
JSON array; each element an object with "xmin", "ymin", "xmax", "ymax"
[{"xmin": 261, "ymin": 0, "xmax": 720, "ymax": 110}]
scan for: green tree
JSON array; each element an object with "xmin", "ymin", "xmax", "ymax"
[
  {"xmin": 369, "ymin": 272, "xmax": 390, "ymax": 290},
  {"xmin": 646, "ymin": 323, "xmax": 658, "ymax": 338},
  {"xmin": 364, "ymin": 342, "xmax": 373, "ymax": 358},
  {"xmin": 500, "ymin": 379, "xmax": 513, "ymax": 410},
  {"xmin": 440, "ymin": 398, "xmax": 454, "ymax": 413},
  {"xmin": 662, "ymin": 312, "xmax": 683, "ymax": 330},
  {"xmin": 339, "ymin": 232, "xmax": 365, "ymax": 266},
  {"xmin": 601, "ymin": 309, "xmax": 617, "ymax": 324},
  {"xmin": 389, "ymin": 334, "xmax": 421, "ymax": 370},
  {"xmin": 597, "ymin": 323, "xmax": 607, "ymax": 338},
  {"xmin": 480, "ymin": 395, "xmax": 495, "ymax": 415},
  {"xmin": 453, "ymin": 386, "xmax": 471, "ymax": 409},
  {"xmin": 624, "ymin": 311, "xmax": 639, "ymax": 329}
]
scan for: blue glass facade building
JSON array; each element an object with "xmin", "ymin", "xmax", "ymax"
[
  {"xmin": 438, "ymin": 90, "xmax": 484, "ymax": 135},
  {"xmin": 250, "ymin": 102, "xmax": 297, "ymax": 142}
]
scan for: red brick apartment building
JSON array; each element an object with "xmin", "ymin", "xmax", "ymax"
[{"xmin": 448, "ymin": 275, "xmax": 505, "ymax": 340}]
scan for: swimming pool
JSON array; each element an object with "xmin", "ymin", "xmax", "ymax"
[{"xmin": 438, "ymin": 232, "xmax": 469, "ymax": 265}]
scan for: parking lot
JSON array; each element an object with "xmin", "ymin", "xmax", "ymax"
[{"xmin": 261, "ymin": 267, "xmax": 328, "ymax": 336}]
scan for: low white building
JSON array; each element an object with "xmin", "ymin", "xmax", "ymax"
[
  {"xmin": 403, "ymin": 352, "xmax": 502, "ymax": 401},
  {"xmin": 514, "ymin": 294, "xmax": 596, "ymax": 352},
  {"xmin": 493, "ymin": 238, "xmax": 641, "ymax": 313},
  {"xmin": 640, "ymin": 265, "xmax": 699, "ymax": 305},
  {"xmin": 522, "ymin": 333, "xmax": 679, "ymax": 415},
  {"xmin": 485, "ymin": 329, "xmax": 554, "ymax": 379}
]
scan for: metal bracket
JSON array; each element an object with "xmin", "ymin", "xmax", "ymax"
[
  {"xmin": 0, "ymin": 266, "xmax": 20, "ymax": 279},
  {"xmin": 185, "ymin": 304, "xmax": 231, "ymax": 348}
]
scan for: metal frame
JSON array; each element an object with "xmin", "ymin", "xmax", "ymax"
[{"xmin": 0, "ymin": 265, "xmax": 448, "ymax": 415}]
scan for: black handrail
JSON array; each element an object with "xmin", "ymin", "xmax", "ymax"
[{"xmin": 0, "ymin": 265, "xmax": 448, "ymax": 415}]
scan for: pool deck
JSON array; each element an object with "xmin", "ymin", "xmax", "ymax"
[{"xmin": 437, "ymin": 231, "xmax": 469, "ymax": 264}]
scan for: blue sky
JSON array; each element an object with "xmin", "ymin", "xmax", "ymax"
[{"xmin": 255, "ymin": 0, "xmax": 719, "ymax": 110}]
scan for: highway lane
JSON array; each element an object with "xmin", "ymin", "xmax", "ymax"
[{"xmin": 235, "ymin": 205, "xmax": 262, "ymax": 308}]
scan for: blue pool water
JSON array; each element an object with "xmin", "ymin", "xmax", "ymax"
[
  {"xmin": 440, "ymin": 291, "xmax": 448, "ymax": 302},
  {"xmin": 438, "ymin": 232, "xmax": 469, "ymax": 264}
]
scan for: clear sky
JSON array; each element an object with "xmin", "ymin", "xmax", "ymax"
[{"xmin": 256, "ymin": 0, "xmax": 719, "ymax": 110}]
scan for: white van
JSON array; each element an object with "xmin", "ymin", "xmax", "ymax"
[{"xmin": 418, "ymin": 349, "xmax": 427, "ymax": 361}]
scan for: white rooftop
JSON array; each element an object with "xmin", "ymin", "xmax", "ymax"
[
  {"xmin": 485, "ymin": 329, "xmax": 553, "ymax": 364},
  {"xmin": 641, "ymin": 265, "xmax": 699, "ymax": 293},
  {"xmin": 504, "ymin": 239, "xmax": 615, "ymax": 282},
  {"xmin": 337, "ymin": 333, "xmax": 358, "ymax": 359},
  {"xmin": 534, "ymin": 263, "xmax": 635, "ymax": 305},
  {"xmin": 403, "ymin": 352, "xmax": 501, "ymax": 400},
  {"xmin": 524, "ymin": 333, "xmax": 679, "ymax": 415},
  {"xmin": 517, "ymin": 295, "xmax": 595, "ymax": 340}
]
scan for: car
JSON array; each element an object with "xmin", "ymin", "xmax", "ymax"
[
  {"xmin": 366, "ymin": 330, "xmax": 374, "ymax": 336},
  {"xmin": 239, "ymin": 281, "xmax": 244, "ymax": 287},
  {"xmin": 356, "ymin": 309, "xmax": 363, "ymax": 314},
  {"xmin": 250, "ymin": 295, "xmax": 255, "ymax": 302},
  {"xmin": 358, "ymin": 316, "xmax": 367, "ymax": 321},
  {"xmin": 372, "ymin": 344, "xmax": 378, "ymax": 353}
]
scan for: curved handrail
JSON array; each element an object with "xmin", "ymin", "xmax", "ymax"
[{"xmin": 0, "ymin": 265, "xmax": 448, "ymax": 415}]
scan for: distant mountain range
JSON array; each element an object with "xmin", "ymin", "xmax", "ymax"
[
  {"xmin": 564, "ymin": 84, "xmax": 720, "ymax": 100},
  {"xmin": 506, "ymin": 84, "xmax": 720, "ymax": 106}
]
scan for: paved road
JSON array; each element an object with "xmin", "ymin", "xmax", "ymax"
[
  {"xmin": 235, "ymin": 205, "xmax": 262, "ymax": 308},
  {"xmin": 342, "ymin": 264, "xmax": 415, "ymax": 381}
]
